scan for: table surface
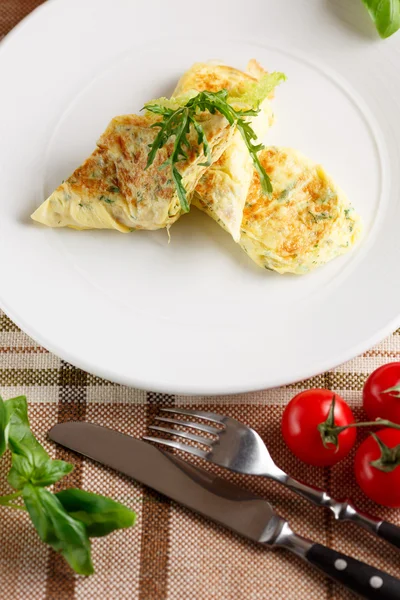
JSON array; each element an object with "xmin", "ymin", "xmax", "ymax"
[{"xmin": 1, "ymin": 3, "xmax": 400, "ymax": 599}]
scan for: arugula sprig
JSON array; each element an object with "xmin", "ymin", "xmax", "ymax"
[
  {"xmin": 144, "ymin": 89, "xmax": 272, "ymax": 212},
  {"xmin": 0, "ymin": 395, "xmax": 135, "ymax": 575}
]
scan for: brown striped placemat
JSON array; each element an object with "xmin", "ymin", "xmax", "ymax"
[
  {"xmin": 2, "ymin": 4, "xmax": 400, "ymax": 599},
  {"xmin": 1, "ymin": 307, "xmax": 400, "ymax": 600}
]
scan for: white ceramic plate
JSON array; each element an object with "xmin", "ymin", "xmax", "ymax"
[{"xmin": 0, "ymin": 0, "xmax": 399, "ymax": 395}]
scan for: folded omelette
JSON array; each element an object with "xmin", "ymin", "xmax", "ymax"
[
  {"xmin": 173, "ymin": 60, "xmax": 282, "ymax": 241},
  {"xmin": 32, "ymin": 60, "xmax": 283, "ymax": 234},
  {"xmin": 31, "ymin": 59, "xmax": 362, "ymax": 276},
  {"xmin": 31, "ymin": 111, "xmax": 233, "ymax": 231},
  {"xmin": 239, "ymin": 147, "xmax": 362, "ymax": 274}
]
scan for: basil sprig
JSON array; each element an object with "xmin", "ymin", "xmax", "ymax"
[{"xmin": 0, "ymin": 395, "xmax": 135, "ymax": 575}]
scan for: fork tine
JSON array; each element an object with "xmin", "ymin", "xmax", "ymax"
[
  {"xmin": 148, "ymin": 425, "xmax": 211, "ymax": 446},
  {"xmin": 155, "ymin": 416, "xmax": 219, "ymax": 435},
  {"xmin": 143, "ymin": 436, "xmax": 208, "ymax": 459},
  {"xmin": 161, "ymin": 407, "xmax": 225, "ymax": 424}
]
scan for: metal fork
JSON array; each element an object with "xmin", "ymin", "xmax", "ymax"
[{"xmin": 144, "ymin": 407, "xmax": 400, "ymax": 551}]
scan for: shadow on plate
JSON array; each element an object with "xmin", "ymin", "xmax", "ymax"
[
  {"xmin": 163, "ymin": 206, "xmax": 285, "ymax": 279},
  {"xmin": 324, "ymin": 0, "xmax": 378, "ymax": 41}
]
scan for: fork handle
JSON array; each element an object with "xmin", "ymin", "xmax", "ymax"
[{"xmin": 281, "ymin": 476, "xmax": 400, "ymax": 547}]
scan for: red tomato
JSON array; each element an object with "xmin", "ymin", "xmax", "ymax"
[
  {"xmin": 363, "ymin": 362, "xmax": 400, "ymax": 423},
  {"xmin": 355, "ymin": 428, "xmax": 400, "ymax": 507},
  {"xmin": 281, "ymin": 389, "xmax": 356, "ymax": 467}
]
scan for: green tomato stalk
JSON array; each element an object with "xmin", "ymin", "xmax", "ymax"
[
  {"xmin": 369, "ymin": 434, "xmax": 400, "ymax": 472},
  {"xmin": 317, "ymin": 395, "xmax": 400, "ymax": 453},
  {"xmin": 382, "ymin": 384, "xmax": 400, "ymax": 398}
]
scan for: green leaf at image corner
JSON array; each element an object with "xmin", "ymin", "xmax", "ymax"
[
  {"xmin": 362, "ymin": 0, "xmax": 400, "ymax": 38},
  {"xmin": 56, "ymin": 488, "xmax": 136, "ymax": 537},
  {"xmin": 22, "ymin": 485, "xmax": 94, "ymax": 576},
  {"xmin": 0, "ymin": 396, "xmax": 8, "ymax": 457}
]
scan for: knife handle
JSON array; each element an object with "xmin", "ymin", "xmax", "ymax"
[
  {"xmin": 377, "ymin": 521, "xmax": 400, "ymax": 550},
  {"xmin": 274, "ymin": 522, "xmax": 400, "ymax": 600},
  {"xmin": 306, "ymin": 543, "xmax": 400, "ymax": 600}
]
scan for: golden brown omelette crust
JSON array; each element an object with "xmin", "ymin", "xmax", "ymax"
[
  {"xmin": 239, "ymin": 147, "xmax": 361, "ymax": 274},
  {"xmin": 174, "ymin": 63, "xmax": 258, "ymax": 95},
  {"xmin": 68, "ymin": 148, "xmax": 120, "ymax": 197},
  {"xmin": 32, "ymin": 103, "xmax": 235, "ymax": 231},
  {"xmin": 97, "ymin": 114, "xmax": 178, "ymax": 211},
  {"xmin": 243, "ymin": 148, "xmax": 340, "ymax": 257}
]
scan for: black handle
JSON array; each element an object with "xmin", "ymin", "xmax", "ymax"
[
  {"xmin": 378, "ymin": 521, "xmax": 400, "ymax": 551},
  {"xmin": 306, "ymin": 543, "xmax": 400, "ymax": 599}
]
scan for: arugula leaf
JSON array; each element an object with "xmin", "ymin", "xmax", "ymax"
[
  {"xmin": 186, "ymin": 90, "xmax": 272, "ymax": 193},
  {"xmin": 23, "ymin": 485, "xmax": 94, "ymax": 576},
  {"xmin": 144, "ymin": 88, "xmax": 274, "ymax": 210},
  {"xmin": 362, "ymin": 0, "xmax": 400, "ymax": 38},
  {"xmin": 0, "ymin": 396, "xmax": 8, "ymax": 458},
  {"xmin": 56, "ymin": 488, "xmax": 136, "ymax": 537},
  {"xmin": 236, "ymin": 118, "xmax": 271, "ymax": 194}
]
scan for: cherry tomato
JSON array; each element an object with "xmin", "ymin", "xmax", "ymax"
[
  {"xmin": 281, "ymin": 389, "xmax": 356, "ymax": 467},
  {"xmin": 355, "ymin": 428, "xmax": 400, "ymax": 507},
  {"xmin": 363, "ymin": 362, "xmax": 400, "ymax": 424}
]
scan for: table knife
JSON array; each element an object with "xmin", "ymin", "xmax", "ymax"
[{"xmin": 49, "ymin": 422, "xmax": 400, "ymax": 600}]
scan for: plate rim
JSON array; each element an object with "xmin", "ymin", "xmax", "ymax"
[
  {"xmin": 1, "ymin": 293, "xmax": 399, "ymax": 395},
  {"xmin": 0, "ymin": 0, "xmax": 399, "ymax": 395}
]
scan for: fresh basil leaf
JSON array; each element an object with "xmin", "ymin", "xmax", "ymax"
[
  {"xmin": 5, "ymin": 396, "xmax": 49, "ymax": 463},
  {"xmin": 23, "ymin": 485, "xmax": 93, "ymax": 575},
  {"xmin": 31, "ymin": 459, "xmax": 74, "ymax": 487},
  {"xmin": 5, "ymin": 396, "xmax": 30, "ymax": 426},
  {"xmin": 56, "ymin": 488, "xmax": 136, "ymax": 537},
  {"xmin": 0, "ymin": 396, "xmax": 8, "ymax": 457},
  {"xmin": 8, "ymin": 454, "xmax": 74, "ymax": 489},
  {"xmin": 8, "ymin": 454, "xmax": 34, "ymax": 489},
  {"xmin": 5, "ymin": 396, "xmax": 73, "ymax": 488},
  {"xmin": 362, "ymin": 0, "xmax": 400, "ymax": 38}
]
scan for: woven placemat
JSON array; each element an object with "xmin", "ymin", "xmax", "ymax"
[
  {"xmin": 1, "ymin": 3, "xmax": 400, "ymax": 599},
  {"xmin": 1, "ymin": 309, "xmax": 400, "ymax": 600}
]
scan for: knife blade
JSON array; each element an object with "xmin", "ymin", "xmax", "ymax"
[
  {"xmin": 49, "ymin": 422, "xmax": 400, "ymax": 600},
  {"xmin": 49, "ymin": 421, "xmax": 281, "ymax": 543}
]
